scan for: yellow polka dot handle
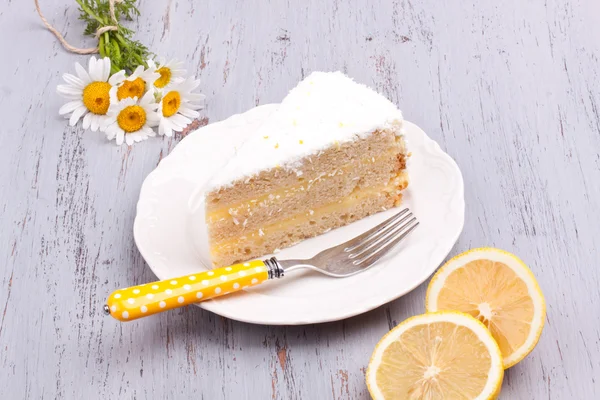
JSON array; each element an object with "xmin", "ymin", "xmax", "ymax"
[{"xmin": 105, "ymin": 260, "xmax": 269, "ymax": 322}]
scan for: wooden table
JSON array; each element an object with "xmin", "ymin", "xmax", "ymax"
[{"xmin": 2, "ymin": 0, "xmax": 599, "ymax": 398}]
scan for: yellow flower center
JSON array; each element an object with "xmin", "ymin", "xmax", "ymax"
[
  {"xmin": 117, "ymin": 105, "xmax": 146, "ymax": 133},
  {"xmin": 154, "ymin": 67, "xmax": 172, "ymax": 88},
  {"xmin": 162, "ymin": 91, "xmax": 181, "ymax": 117},
  {"xmin": 82, "ymin": 81, "xmax": 111, "ymax": 115},
  {"xmin": 117, "ymin": 78, "xmax": 146, "ymax": 101}
]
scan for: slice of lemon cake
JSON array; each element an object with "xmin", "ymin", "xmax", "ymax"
[{"xmin": 204, "ymin": 71, "xmax": 408, "ymax": 267}]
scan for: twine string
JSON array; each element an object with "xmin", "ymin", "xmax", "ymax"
[{"xmin": 34, "ymin": 0, "xmax": 121, "ymax": 55}]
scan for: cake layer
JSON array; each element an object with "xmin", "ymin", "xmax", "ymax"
[
  {"xmin": 209, "ymin": 174, "xmax": 408, "ymax": 267},
  {"xmin": 206, "ymin": 128, "xmax": 405, "ymax": 210},
  {"xmin": 206, "ymin": 150, "xmax": 406, "ymax": 242}
]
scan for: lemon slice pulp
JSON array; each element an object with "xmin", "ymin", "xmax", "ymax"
[
  {"xmin": 366, "ymin": 312, "xmax": 503, "ymax": 400},
  {"xmin": 426, "ymin": 247, "xmax": 546, "ymax": 368}
]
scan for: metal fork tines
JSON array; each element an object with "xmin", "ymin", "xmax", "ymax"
[
  {"xmin": 278, "ymin": 208, "xmax": 419, "ymax": 277},
  {"xmin": 345, "ymin": 208, "xmax": 418, "ymax": 266}
]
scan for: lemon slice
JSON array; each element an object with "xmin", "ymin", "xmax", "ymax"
[
  {"xmin": 426, "ymin": 248, "xmax": 546, "ymax": 368},
  {"xmin": 366, "ymin": 311, "xmax": 503, "ymax": 400}
]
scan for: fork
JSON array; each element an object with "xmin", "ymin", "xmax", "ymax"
[{"xmin": 104, "ymin": 208, "xmax": 418, "ymax": 321}]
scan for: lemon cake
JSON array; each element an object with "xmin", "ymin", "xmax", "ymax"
[{"xmin": 204, "ymin": 72, "xmax": 408, "ymax": 267}]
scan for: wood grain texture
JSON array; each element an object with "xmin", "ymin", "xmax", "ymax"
[{"xmin": 1, "ymin": 0, "xmax": 600, "ymax": 398}]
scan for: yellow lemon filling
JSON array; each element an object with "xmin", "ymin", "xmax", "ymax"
[
  {"xmin": 206, "ymin": 151, "xmax": 401, "ymax": 222},
  {"xmin": 82, "ymin": 81, "xmax": 111, "ymax": 115},
  {"xmin": 154, "ymin": 66, "xmax": 172, "ymax": 88},
  {"xmin": 117, "ymin": 105, "xmax": 146, "ymax": 133},
  {"xmin": 210, "ymin": 176, "xmax": 407, "ymax": 252},
  {"xmin": 162, "ymin": 91, "xmax": 181, "ymax": 117},
  {"xmin": 117, "ymin": 78, "xmax": 146, "ymax": 101}
]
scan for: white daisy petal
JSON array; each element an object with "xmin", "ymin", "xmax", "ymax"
[
  {"xmin": 82, "ymin": 112, "xmax": 92, "ymax": 129},
  {"xmin": 163, "ymin": 119, "xmax": 174, "ymax": 137},
  {"xmin": 108, "ymin": 71, "xmax": 126, "ymax": 86},
  {"xmin": 140, "ymin": 90, "xmax": 155, "ymax": 105},
  {"xmin": 90, "ymin": 115, "xmax": 100, "ymax": 132},
  {"xmin": 101, "ymin": 58, "xmax": 111, "ymax": 82},
  {"xmin": 166, "ymin": 119, "xmax": 184, "ymax": 131},
  {"xmin": 147, "ymin": 116, "xmax": 159, "ymax": 128},
  {"xmin": 88, "ymin": 57, "xmax": 101, "ymax": 81},
  {"xmin": 144, "ymin": 127, "xmax": 156, "ymax": 137},
  {"xmin": 125, "ymin": 134, "xmax": 135, "ymax": 145},
  {"xmin": 74, "ymin": 62, "xmax": 92, "ymax": 84},
  {"xmin": 187, "ymin": 79, "xmax": 201, "ymax": 91},
  {"xmin": 94, "ymin": 57, "xmax": 104, "ymax": 82},
  {"xmin": 88, "ymin": 57, "xmax": 96, "ymax": 80},
  {"xmin": 59, "ymin": 100, "xmax": 84, "ymax": 115},
  {"xmin": 69, "ymin": 106, "xmax": 88, "ymax": 126},
  {"xmin": 132, "ymin": 65, "xmax": 145, "ymax": 77},
  {"xmin": 104, "ymin": 124, "xmax": 118, "ymax": 139},
  {"xmin": 187, "ymin": 94, "xmax": 206, "ymax": 102},
  {"xmin": 62, "ymin": 73, "xmax": 84, "ymax": 89},
  {"xmin": 57, "ymin": 84, "xmax": 83, "ymax": 97},
  {"xmin": 171, "ymin": 114, "xmax": 191, "ymax": 127},
  {"xmin": 116, "ymin": 131, "xmax": 125, "ymax": 145},
  {"xmin": 178, "ymin": 107, "xmax": 200, "ymax": 119},
  {"xmin": 185, "ymin": 102, "xmax": 205, "ymax": 111}
]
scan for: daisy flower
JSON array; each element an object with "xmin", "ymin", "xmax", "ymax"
[
  {"xmin": 103, "ymin": 91, "xmax": 159, "ymax": 146},
  {"xmin": 57, "ymin": 57, "xmax": 126, "ymax": 131},
  {"xmin": 147, "ymin": 58, "xmax": 187, "ymax": 89},
  {"xmin": 109, "ymin": 64, "xmax": 160, "ymax": 104},
  {"xmin": 157, "ymin": 76, "xmax": 206, "ymax": 137}
]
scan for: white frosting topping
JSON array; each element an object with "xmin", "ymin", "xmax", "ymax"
[{"xmin": 206, "ymin": 71, "xmax": 404, "ymax": 190}]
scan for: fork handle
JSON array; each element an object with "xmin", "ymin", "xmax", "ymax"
[{"xmin": 104, "ymin": 259, "xmax": 283, "ymax": 321}]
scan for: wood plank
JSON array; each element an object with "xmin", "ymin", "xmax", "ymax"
[{"xmin": 0, "ymin": 0, "xmax": 599, "ymax": 398}]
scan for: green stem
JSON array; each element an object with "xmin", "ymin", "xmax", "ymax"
[
  {"xmin": 114, "ymin": 33, "xmax": 128, "ymax": 47},
  {"xmin": 74, "ymin": 0, "xmax": 104, "ymax": 25},
  {"xmin": 104, "ymin": 31, "xmax": 110, "ymax": 56},
  {"xmin": 133, "ymin": 53, "xmax": 144, "ymax": 65},
  {"xmin": 98, "ymin": 35, "xmax": 106, "ymax": 58},
  {"xmin": 112, "ymin": 37, "xmax": 121, "ymax": 59}
]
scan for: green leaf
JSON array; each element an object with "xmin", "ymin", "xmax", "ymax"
[{"xmin": 76, "ymin": 0, "xmax": 152, "ymax": 73}]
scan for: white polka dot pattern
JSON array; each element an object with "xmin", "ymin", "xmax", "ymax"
[{"xmin": 105, "ymin": 260, "xmax": 268, "ymax": 321}]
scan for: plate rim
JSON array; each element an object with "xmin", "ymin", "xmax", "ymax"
[{"xmin": 134, "ymin": 105, "xmax": 465, "ymax": 325}]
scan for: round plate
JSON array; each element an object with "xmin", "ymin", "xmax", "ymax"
[{"xmin": 134, "ymin": 104, "xmax": 465, "ymax": 325}]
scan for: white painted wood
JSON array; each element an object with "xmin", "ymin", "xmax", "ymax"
[{"xmin": 1, "ymin": 0, "xmax": 599, "ymax": 398}]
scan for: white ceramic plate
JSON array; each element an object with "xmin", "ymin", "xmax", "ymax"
[{"xmin": 134, "ymin": 104, "xmax": 464, "ymax": 325}]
